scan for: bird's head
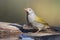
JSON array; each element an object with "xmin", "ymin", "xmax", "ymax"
[{"xmin": 25, "ymin": 8, "xmax": 35, "ymax": 15}]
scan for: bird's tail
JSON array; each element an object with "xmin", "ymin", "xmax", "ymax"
[{"xmin": 45, "ymin": 25, "xmax": 50, "ymax": 29}]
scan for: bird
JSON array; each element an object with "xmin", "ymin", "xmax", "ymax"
[{"xmin": 24, "ymin": 8, "xmax": 50, "ymax": 33}]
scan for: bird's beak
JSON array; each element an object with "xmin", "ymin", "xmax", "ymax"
[
  {"xmin": 25, "ymin": 9, "xmax": 28, "ymax": 14},
  {"xmin": 25, "ymin": 9, "xmax": 27, "ymax": 12}
]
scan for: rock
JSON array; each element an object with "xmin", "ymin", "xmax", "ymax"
[
  {"xmin": 0, "ymin": 37, "xmax": 19, "ymax": 40},
  {"xmin": 19, "ymin": 24, "xmax": 38, "ymax": 33},
  {"xmin": 0, "ymin": 22, "xmax": 21, "ymax": 38}
]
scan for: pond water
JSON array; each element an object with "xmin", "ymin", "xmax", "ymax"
[{"xmin": 19, "ymin": 34, "xmax": 60, "ymax": 40}]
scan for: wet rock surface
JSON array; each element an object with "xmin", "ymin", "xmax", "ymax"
[{"xmin": 0, "ymin": 22, "xmax": 21, "ymax": 39}]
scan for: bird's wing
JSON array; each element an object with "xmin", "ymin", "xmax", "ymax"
[{"xmin": 34, "ymin": 16, "xmax": 49, "ymax": 25}]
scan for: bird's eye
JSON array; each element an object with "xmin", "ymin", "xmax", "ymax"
[{"xmin": 29, "ymin": 9, "xmax": 31, "ymax": 11}]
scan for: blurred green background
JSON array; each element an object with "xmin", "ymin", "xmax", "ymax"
[{"xmin": 0, "ymin": 0, "xmax": 60, "ymax": 26}]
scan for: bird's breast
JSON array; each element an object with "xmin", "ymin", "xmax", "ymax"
[{"xmin": 28, "ymin": 15, "xmax": 35, "ymax": 23}]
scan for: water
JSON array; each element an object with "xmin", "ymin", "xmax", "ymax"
[
  {"xmin": 22, "ymin": 38, "xmax": 34, "ymax": 40},
  {"xmin": 19, "ymin": 34, "xmax": 60, "ymax": 40}
]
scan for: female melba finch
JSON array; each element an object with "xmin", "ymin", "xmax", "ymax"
[{"xmin": 25, "ymin": 8, "xmax": 50, "ymax": 32}]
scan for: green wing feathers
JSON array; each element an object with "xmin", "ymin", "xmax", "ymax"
[{"xmin": 35, "ymin": 16, "xmax": 49, "ymax": 25}]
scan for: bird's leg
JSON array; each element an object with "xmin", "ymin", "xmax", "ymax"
[
  {"xmin": 35, "ymin": 30, "xmax": 40, "ymax": 33},
  {"xmin": 35, "ymin": 28, "xmax": 43, "ymax": 33}
]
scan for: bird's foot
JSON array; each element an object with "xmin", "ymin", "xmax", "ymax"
[
  {"xmin": 35, "ymin": 31, "xmax": 40, "ymax": 33},
  {"xmin": 34, "ymin": 30, "xmax": 44, "ymax": 33}
]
